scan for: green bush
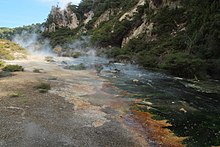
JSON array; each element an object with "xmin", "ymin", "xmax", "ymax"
[
  {"xmin": 159, "ymin": 53, "xmax": 206, "ymax": 79},
  {"xmin": 0, "ymin": 60, "xmax": 4, "ymax": 67},
  {"xmin": 105, "ymin": 47, "xmax": 130, "ymax": 58},
  {"xmin": 35, "ymin": 83, "xmax": 51, "ymax": 93},
  {"xmin": 2, "ymin": 65, "xmax": 24, "ymax": 72},
  {"xmin": 71, "ymin": 52, "xmax": 81, "ymax": 58},
  {"xmin": 137, "ymin": 53, "xmax": 158, "ymax": 68},
  {"xmin": 65, "ymin": 63, "xmax": 86, "ymax": 70}
]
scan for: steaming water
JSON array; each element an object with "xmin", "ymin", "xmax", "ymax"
[
  {"xmin": 8, "ymin": 34, "xmax": 220, "ymax": 146},
  {"xmin": 56, "ymin": 54, "xmax": 220, "ymax": 147},
  {"xmin": 12, "ymin": 30, "xmax": 219, "ymax": 146}
]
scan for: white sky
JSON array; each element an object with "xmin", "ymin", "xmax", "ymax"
[{"xmin": 41, "ymin": 0, "xmax": 81, "ymax": 8}]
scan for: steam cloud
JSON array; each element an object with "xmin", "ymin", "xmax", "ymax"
[
  {"xmin": 12, "ymin": 31, "xmax": 55, "ymax": 56},
  {"xmin": 40, "ymin": 0, "xmax": 81, "ymax": 9}
]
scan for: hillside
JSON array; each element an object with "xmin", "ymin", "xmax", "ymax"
[
  {"xmin": 0, "ymin": 1, "xmax": 220, "ymax": 146},
  {"xmin": 42, "ymin": 0, "xmax": 219, "ymax": 80},
  {"xmin": 0, "ymin": 24, "xmax": 43, "ymax": 40},
  {"xmin": 0, "ymin": 39, "xmax": 27, "ymax": 60}
]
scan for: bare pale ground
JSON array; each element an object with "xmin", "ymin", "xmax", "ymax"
[{"xmin": 0, "ymin": 55, "xmax": 153, "ymax": 147}]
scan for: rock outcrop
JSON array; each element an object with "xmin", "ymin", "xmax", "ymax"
[
  {"xmin": 45, "ymin": 5, "xmax": 79, "ymax": 32},
  {"xmin": 119, "ymin": 0, "xmax": 146, "ymax": 21},
  {"xmin": 94, "ymin": 10, "xmax": 112, "ymax": 28},
  {"xmin": 120, "ymin": 0, "xmax": 182, "ymax": 46},
  {"xmin": 122, "ymin": 21, "xmax": 154, "ymax": 47},
  {"xmin": 84, "ymin": 11, "xmax": 94, "ymax": 25}
]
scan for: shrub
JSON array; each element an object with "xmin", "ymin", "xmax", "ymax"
[
  {"xmin": 2, "ymin": 65, "xmax": 24, "ymax": 72},
  {"xmin": 65, "ymin": 63, "xmax": 86, "ymax": 70},
  {"xmin": 33, "ymin": 68, "xmax": 42, "ymax": 73},
  {"xmin": 0, "ymin": 60, "xmax": 4, "ymax": 67},
  {"xmin": 105, "ymin": 47, "xmax": 130, "ymax": 58},
  {"xmin": 159, "ymin": 52, "xmax": 206, "ymax": 79},
  {"xmin": 10, "ymin": 92, "xmax": 22, "ymax": 98},
  {"xmin": 137, "ymin": 53, "xmax": 158, "ymax": 68},
  {"xmin": 71, "ymin": 52, "xmax": 81, "ymax": 58},
  {"xmin": 35, "ymin": 83, "xmax": 51, "ymax": 93}
]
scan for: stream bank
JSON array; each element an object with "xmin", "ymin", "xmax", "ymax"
[{"xmin": 1, "ymin": 54, "xmax": 220, "ymax": 147}]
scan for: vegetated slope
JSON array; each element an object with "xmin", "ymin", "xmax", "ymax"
[
  {"xmin": 0, "ymin": 39, "xmax": 27, "ymax": 60},
  {"xmin": 43, "ymin": 0, "xmax": 220, "ymax": 80},
  {"xmin": 0, "ymin": 23, "xmax": 43, "ymax": 40}
]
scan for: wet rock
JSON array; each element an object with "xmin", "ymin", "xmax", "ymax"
[
  {"xmin": 143, "ymin": 101, "xmax": 153, "ymax": 106},
  {"xmin": 33, "ymin": 68, "xmax": 43, "ymax": 73},
  {"xmin": 64, "ymin": 63, "xmax": 86, "ymax": 70},
  {"xmin": 108, "ymin": 69, "xmax": 120, "ymax": 73},
  {"xmin": 132, "ymin": 79, "xmax": 139, "ymax": 83},
  {"xmin": 45, "ymin": 56, "xmax": 55, "ymax": 62},
  {"xmin": 61, "ymin": 61, "xmax": 68, "ymax": 65},
  {"xmin": 179, "ymin": 108, "xmax": 187, "ymax": 113}
]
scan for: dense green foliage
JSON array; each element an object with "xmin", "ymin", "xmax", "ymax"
[
  {"xmin": 92, "ymin": 0, "xmax": 219, "ymax": 79},
  {"xmin": 0, "ymin": 27, "xmax": 14, "ymax": 40},
  {"xmin": 42, "ymin": 27, "xmax": 77, "ymax": 47},
  {"xmin": 0, "ymin": 24, "xmax": 42, "ymax": 40}
]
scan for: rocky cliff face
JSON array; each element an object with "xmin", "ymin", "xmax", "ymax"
[
  {"xmin": 83, "ymin": 11, "xmax": 94, "ymax": 25},
  {"xmin": 121, "ymin": 21, "xmax": 154, "ymax": 47},
  {"xmin": 121, "ymin": 0, "xmax": 182, "ymax": 46},
  {"xmin": 119, "ymin": 0, "xmax": 145, "ymax": 21},
  {"xmin": 44, "ymin": 5, "xmax": 79, "ymax": 32},
  {"xmin": 44, "ymin": 0, "xmax": 183, "ymax": 45},
  {"xmin": 94, "ymin": 10, "xmax": 112, "ymax": 28}
]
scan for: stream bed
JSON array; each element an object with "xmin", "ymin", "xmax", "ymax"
[{"xmin": 55, "ymin": 54, "xmax": 220, "ymax": 147}]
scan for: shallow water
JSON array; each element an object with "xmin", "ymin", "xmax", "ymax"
[{"xmin": 56, "ymin": 55, "xmax": 220, "ymax": 147}]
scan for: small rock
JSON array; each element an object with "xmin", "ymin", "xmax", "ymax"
[
  {"xmin": 61, "ymin": 61, "xmax": 68, "ymax": 65},
  {"xmin": 132, "ymin": 79, "xmax": 139, "ymax": 83},
  {"xmin": 142, "ymin": 101, "xmax": 153, "ymax": 106},
  {"xmin": 92, "ymin": 120, "xmax": 105, "ymax": 128},
  {"xmin": 180, "ymin": 108, "xmax": 187, "ymax": 113},
  {"xmin": 45, "ymin": 56, "xmax": 55, "ymax": 62}
]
